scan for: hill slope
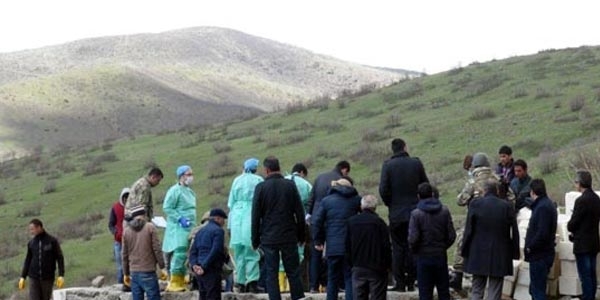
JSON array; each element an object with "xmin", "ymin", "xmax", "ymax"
[
  {"xmin": 2, "ymin": 46, "xmax": 600, "ymax": 299},
  {"xmin": 0, "ymin": 27, "xmax": 407, "ymax": 158}
]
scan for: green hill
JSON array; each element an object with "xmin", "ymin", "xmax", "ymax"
[
  {"xmin": 2, "ymin": 45, "xmax": 600, "ymax": 299},
  {"xmin": 0, "ymin": 27, "xmax": 407, "ymax": 160}
]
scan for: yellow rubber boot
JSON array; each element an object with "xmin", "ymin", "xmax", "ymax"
[
  {"xmin": 278, "ymin": 272, "xmax": 288, "ymax": 292},
  {"xmin": 165, "ymin": 274, "xmax": 186, "ymax": 292}
]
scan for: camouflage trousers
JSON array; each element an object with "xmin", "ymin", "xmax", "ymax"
[{"xmin": 453, "ymin": 226, "xmax": 464, "ymax": 272}]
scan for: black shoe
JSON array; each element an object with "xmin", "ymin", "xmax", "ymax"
[
  {"xmin": 234, "ymin": 283, "xmax": 246, "ymax": 293},
  {"xmin": 246, "ymin": 281, "xmax": 265, "ymax": 293},
  {"xmin": 122, "ymin": 285, "xmax": 131, "ymax": 292},
  {"xmin": 406, "ymin": 284, "xmax": 415, "ymax": 292},
  {"xmin": 449, "ymin": 272, "xmax": 463, "ymax": 291},
  {"xmin": 388, "ymin": 285, "xmax": 405, "ymax": 292}
]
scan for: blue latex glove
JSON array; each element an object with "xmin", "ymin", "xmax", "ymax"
[{"xmin": 178, "ymin": 216, "xmax": 191, "ymax": 228}]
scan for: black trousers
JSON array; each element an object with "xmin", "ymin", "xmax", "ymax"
[
  {"xmin": 29, "ymin": 278, "xmax": 54, "ymax": 300},
  {"xmin": 352, "ymin": 267, "xmax": 387, "ymax": 300},
  {"xmin": 196, "ymin": 270, "xmax": 221, "ymax": 300},
  {"xmin": 390, "ymin": 221, "xmax": 415, "ymax": 288}
]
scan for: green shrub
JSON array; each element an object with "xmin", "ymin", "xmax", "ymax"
[
  {"xmin": 569, "ymin": 95, "xmax": 585, "ymax": 112},
  {"xmin": 470, "ymin": 107, "xmax": 496, "ymax": 120},
  {"xmin": 41, "ymin": 180, "xmax": 57, "ymax": 194}
]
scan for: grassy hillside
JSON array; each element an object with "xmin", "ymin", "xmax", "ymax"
[
  {"xmin": 0, "ymin": 27, "xmax": 407, "ymax": 159},
  {"xmin": 2, "ymin": 45, "xmax": 600, "ymax": 298}
]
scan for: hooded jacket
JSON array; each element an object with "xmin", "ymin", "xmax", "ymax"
[
  {"xmin": 312, "ymin": 185, "xmax": 361, "ymax": 257},
  {"xmin": 122, "ymin": 217, "xmax": 165, "ymax": 274},
  {"xmin": 21, "ymin": 231, "xmax": 65, "ymax": 280},
  {"xmin": 108, "ymin": 187, "xmax": 129, "ymax": 243},
  {"xmin": 408, "ymin": 197, "xmax": 456, "ymax": 257}
]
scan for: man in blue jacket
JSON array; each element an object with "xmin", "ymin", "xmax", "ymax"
[
  {"xmin": 525, "ymin": 179, "xmax": 557, "ymax": 300},
  {"xmin": 190, "ymin": 208, "xmax": 228, "ymax": 300}
]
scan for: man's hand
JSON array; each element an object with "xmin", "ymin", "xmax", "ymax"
[
  {"xmin": 159, "ymin": 269, "xmax": 168, "ymax": 281},
  {"xmin": 314, "ymin": 244, "xmax": 324, "ymax": 251},
  {"xmin": 55, "ymin": 276, "xmax": 64, "ymax": 288},
  {"xmin": 18, "ymin": 278, "xmax": 25, "ymax": 290},
  {"xmin": 305, "ymin": 214, "xmax": 312, "ymax": 225},
  {"xmin": 192, "ymin": 265, "xmax": 204, "ymax": 276},
  {"xmin": 123, "ymin": 275, "xmax": 131, "ymax": 287}
]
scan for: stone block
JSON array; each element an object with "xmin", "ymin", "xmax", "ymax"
[
  {"xmin": 560, "ymin": 260, "xmax": 578, "ymax": 277},
  {"xmin": 559, "ymin": 276, "xmax": 582, "ymax": 296},
  {"xmin": 503, "ymin": 278, "xmax": 516, "ymax": 298},
  {"xmin": 91, "ymin": 275, "xmax": 105, "ymax": 288},
  {"xmin": 557, "ymin": 242, "xmax": 575, "ymax": 260},
  {"xmin": 517, "ymin": 266, "xmax": 530, "ymax": 285},
  {"xmin": 513, "ymin": 283, "xmax": 531, "ymax": 300},
  {"xmin": 564, "ymin": 192, "xmax": 581, "ymax": 216},
  {"xmin": 548, "ymin": 253, "xmax": 560, "ymax": 280}
]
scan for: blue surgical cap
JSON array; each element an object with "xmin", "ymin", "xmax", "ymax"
[
  {"xmin": 243, "ymin": 158, "xmax": 259, "ymax": 173},
  {"xmin": 176, "ymin": 165, "xmax": 191, "ymax": 178}
]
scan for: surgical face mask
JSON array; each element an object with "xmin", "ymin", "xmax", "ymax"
[{"xmin": 184, "ymin": 176, "xmax": 194, "ymax": 186}]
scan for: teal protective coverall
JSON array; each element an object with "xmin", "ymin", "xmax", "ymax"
[
  {"xmin": 162, "ymin": 183, "xmax": 197, "ymax": 276},
  {"xmin": 228, "ymin": 171, "xmax": 263, "ymax": 285}
]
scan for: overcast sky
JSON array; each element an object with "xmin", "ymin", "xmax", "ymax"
[{"xmin": 2, "ymin": 0, "xmax": 599, "ymax": 74}]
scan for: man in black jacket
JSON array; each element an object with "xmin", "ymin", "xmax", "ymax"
[
  {"xmin": 408, "ymin": 183, "xmax": 455, "ymax": 300},
  {"xmin": 252, "ymin": 156, "xmax": 306, "ymax": 300},
  {"xmin": 306, "ymin": 160, "xmax": 350, "ymax": 292},
  {"xmin": 346, "ymin": 194, "xmax": 391, "ymax": 300},
  {"xmin": 462, "ymin": 179, "xmax": 520, "ymax": 300},
  {"xmin": 567, "ymin": 170, "xmax": 600, "ymax": 300},
  {"xmin": 379, "ymin": 138, "xmax": 428, "ymax": 291},
  {"xmin": 525, "ymin": 179, "xmax": 557, "ymax": 300},
  {"xmin": 19, "ymin": 219, "xmax": 65, "ymax": 300}
]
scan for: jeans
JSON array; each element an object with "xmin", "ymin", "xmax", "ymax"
[
  {"xmin": 327, "ymin": 255, "xmax": 352, "ymax": 300},
  {"xmin": 196, "ymin": 269, "xmax": 222, "ymax": 300},
  {"xmin": 529, "ymin": 253, "xmax": 555, "ymax": 300},
  {"xmin": 131, "ymin": 271, "xmax": 161, "ymax": 300},
  {"xmin": 417, "ymin": 255, "xmax": 450, "ymax": 300},
  {"xmin": 352, "ymin": 267, "xmax": 387, "ymax": 300},
  {"xmin": 390, "ymin": 221, "xmax": 415, "ymax": 288},
  {"xmin": 114, "ymin": 242, "xmax": 123, "ymax": 284},
  {"xmin": 29, "ymin": 278, "xmax": 54, "ymax": 300},
  {"xmin": 263, "ymin": 243, "xmax": 305, "ymax": 300},
  {"xmin": 575, "ymin": 252, "xmax": 598, "ymax": 300}
]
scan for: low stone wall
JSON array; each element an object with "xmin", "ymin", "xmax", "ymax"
[{"xmin": 52, "ymin": 285, "xmax": 421, "ymax": 300}]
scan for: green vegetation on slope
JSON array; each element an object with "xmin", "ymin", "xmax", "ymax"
[{"xmin": 2, "ymin": 46, "xmax": 600, "ymax": 298}]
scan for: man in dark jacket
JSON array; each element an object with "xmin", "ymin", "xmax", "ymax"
[
  {"xmin": 346, "ymin": 195, "xmax": 391, "ymax": 300},
  {"xmin": 495, "ymin": 145, "xmax": 515, "ymax": 199},
  {"xmin": 19, "ymin": 219, "xmax": 65, "ymax": 300},
  {"xmin": 252, "ymin": 156, "xmax": 306, "ymax": 300},
  {"xmin": 567, "ymin": 170, "xmax": 600, "ymax": 300},
  {"xmin": 312, "ymin": 177, "xmax": 361, "ymax": 300},
  {"xmin": 510, "ymin": 159, "xmax": 533, "ymax": 211},
  {"xmin": 525, "ymin": 179, "xmax": 557, "ymax": 300},
  {"xmin": 379, "ymin": 138, "xmax": 428, "ymax": 291},
  {"xmin": 190, "ymin": 208, "xmax": 228, "ymax": 300},
  {"xmin": 306, "ymin": 160, "xmax": 350, "ymax": 292},
  {"xmin": 462, "ymin": 179, "xmax": 519, "ymax": 300},
  {"xmin": 408, "ymin": 183, "xmax": 456, "ymax": 300},
  {"xmin": 108, "ymin": 187, "xmax": 130, "ymax": 290}
]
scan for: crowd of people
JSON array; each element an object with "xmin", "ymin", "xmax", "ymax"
[{"xmin": 17, "ymin": 138, "xmax": 600, "ymax": 300}]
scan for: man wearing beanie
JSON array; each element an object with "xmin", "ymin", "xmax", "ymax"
[
  {"xmin": 122, "ymin": 205, "xmax": 168, "ymax": 300},
  {"xmin": 162, "ymin": 165, "xmax": 197, "ymax": 292},
  {"xmin": 228, "ymin": 158, "xmax": 264, "ymax": 293}
]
